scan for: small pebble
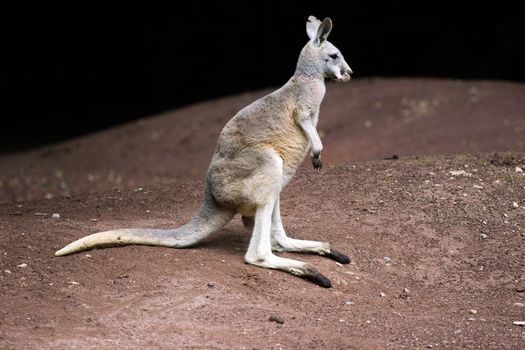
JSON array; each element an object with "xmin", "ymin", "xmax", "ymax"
[
  {"xmin": 513, "ymin": 202, "xmax": 519, "ymax": 208},
  {"xmin": 400, "ymin": 287, "xmax": 410, "ymax": 299},
  {"xmin": 383, "ymin": 256, "xmax": 391, "ymax": 262},
  {"xmin": 268, "ymin": 315, "xmax": 284, "ymax": 324},
  {"xmin": 513, "ymin": 321, "xmax": 525, "ymax": 326},
  {"xmin": 469, "ymin": 309, "xmax": 477, "ymax": 314},
  {"xmin": 480, "ymin": 234, "xmax": 488, "ymax": 239},
  {"xmin": 449, "ymin": 170, "xmax": 471, "ymax": 176},
  {"xmin": 17, "ymin": 263, "xmax": 27, "ymax": 268},
  {"xmin": 52, "ymin": 213, "xmax": 60, "ymax": 219},
  {"xmin": 515, "ymin": 167, "xmax": 523, "ymax": 173},
  {"xmin": 345, "ymin": 300, "xmax": 354, "ymax": 305},
  {"xmin": 335, "ymin": 278, "xmax": 347, "ymax": 286},
  {"xmin": 513, "ymin": 302, "xmax": 525, "ymax": 307},
  {"xmin": 380, "ymin": 292, "xmax": 386, "ymax": 298},
  {"xmin": 4, "ymin": 269, "xmax": 12, "ymax": 274}
]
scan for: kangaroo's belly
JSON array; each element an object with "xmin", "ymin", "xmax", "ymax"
[
  {"xmin": 207, "ymin": 131, "xmax": 308, "ymax": 215},
  {"xmin": 265, "ymin": 130, "xmax": 309, "ymax": 185}
]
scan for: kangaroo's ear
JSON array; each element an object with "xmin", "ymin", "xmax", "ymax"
[
  {"xmin": 315, "ymin": 18, "xmax": 332, "ymax": 46},
  {"xmin": 306, "ymin": 15, "xmax": 321, "ymax": 41}
]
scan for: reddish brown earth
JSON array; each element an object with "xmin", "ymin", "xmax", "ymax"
[{"xmin": 1, "ymin": 79, "xmax": 525, "ymax": 349}]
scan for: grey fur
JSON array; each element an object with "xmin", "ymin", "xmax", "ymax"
[{"xmin": 55, "ymin": 16, "xmax": 352, "ymax": 287}]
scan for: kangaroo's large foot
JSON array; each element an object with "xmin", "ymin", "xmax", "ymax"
[
  {"xmin": 245, "ymin": 253, "xmax": 332, "ymax": 288},
  {"xmin": 271, "ymin": 235, "xmax": 351, "ymax": 265},
  {"xmin": 301, "ymin": 265, "xmax": 332, "ymax": 288},
  {"xmin": 323, "ymin": 247, "xmax": 351, "ymax": 264}
]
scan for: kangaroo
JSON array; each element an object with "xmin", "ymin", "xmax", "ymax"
[{"xmin": 55, "ymin": 16, "xmax": 353, "ymax": 288}]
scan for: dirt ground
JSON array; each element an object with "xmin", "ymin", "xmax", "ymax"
[{"xmin": 1, "ymin": 79, "xmax": 525, "ymax": 349}]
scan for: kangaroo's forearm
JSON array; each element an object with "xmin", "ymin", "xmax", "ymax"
[
  {"xmin": 299, "ymin": 119, "xmax": 323, "ymax": 156},
  {"xmin": 298, "ymin": 118, "xmax": 323, "ymax": 169}
]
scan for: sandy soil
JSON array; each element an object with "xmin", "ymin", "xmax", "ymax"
[{"xmin": 1, "ymin": 79, "xmax": 524, "ymax": 349}]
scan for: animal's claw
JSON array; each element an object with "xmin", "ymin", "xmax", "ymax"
[{"xmin": 312, "ymin": 156, "xmax": 322, "ymax": 169}]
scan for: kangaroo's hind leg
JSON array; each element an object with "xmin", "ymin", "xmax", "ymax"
[
  {"xmin": 243, "ymin": 151, "xmax": 332, "ymax": 287},
  {"xmin": 270, "ymin": 197, "xmax": 350, "ymax": 264},
  {"xmin": 245, "ymin": 196, "xmax": 333, "ymax": 287}
]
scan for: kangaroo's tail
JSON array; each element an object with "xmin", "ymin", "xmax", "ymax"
[{"xmin": 55, "ymin": 198, "xmax": 234, "ymax": 256}]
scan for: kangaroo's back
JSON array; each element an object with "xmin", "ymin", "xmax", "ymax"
[{"xmin": 214, "ymin": 84, "xmax": 305, "ymax": 165}]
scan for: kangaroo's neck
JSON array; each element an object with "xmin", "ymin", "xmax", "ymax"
[
  {"xmin": 287, "ymin": 74, "xmax": 326, "ymax": 110},
  {"xmin": 294, "ymin": 46, "xmax": 325, "ymax": 80}
]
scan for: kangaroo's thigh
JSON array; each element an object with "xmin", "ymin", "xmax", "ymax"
[{"xmin": 207, "ymin": 146, "xmax": 283, "ymax": 216}]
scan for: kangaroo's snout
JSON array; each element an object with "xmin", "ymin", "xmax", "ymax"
[{"xmin": 338, "ymin": 66, "xmax": 352, "ymax": 82}]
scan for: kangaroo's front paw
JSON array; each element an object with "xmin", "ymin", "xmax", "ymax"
[{"xmin": 312, "ymin": 154, "xmax": 322, "ymax": 169}]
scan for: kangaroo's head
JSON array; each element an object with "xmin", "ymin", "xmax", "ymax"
[{"xmin": 296, "ymin": 16, "xmax": 353, "ymax": 82}]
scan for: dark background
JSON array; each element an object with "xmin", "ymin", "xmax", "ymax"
[{"xmin": 2, "ymin": 1, "xmax": 524, "ymax": 153}]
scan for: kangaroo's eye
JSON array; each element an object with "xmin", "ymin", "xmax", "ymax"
[{"xmin": 329, "ymin": 53, "xmax": 339, "ymax": 60}]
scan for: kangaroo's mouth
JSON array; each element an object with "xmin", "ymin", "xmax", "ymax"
[{"xmin": 335, "ymin": 72, "xmax": 351, "ymax": 83}]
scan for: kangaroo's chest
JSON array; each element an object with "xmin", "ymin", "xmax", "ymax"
[{"xmin": 263, "ymin": 119, "xmax": 308, "ymax": 185}]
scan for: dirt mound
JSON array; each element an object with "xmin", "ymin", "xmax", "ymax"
[
  {"xmin": 1, "ymin": 78, "xmax": 524, "ymax": 203},
  {"xmin": 1, "ymin": 153, "xmax": 524, "ymax": 349},
  {"xmin": 1, "ymin": 78, "xmax": 524, "ymax": 348}
]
